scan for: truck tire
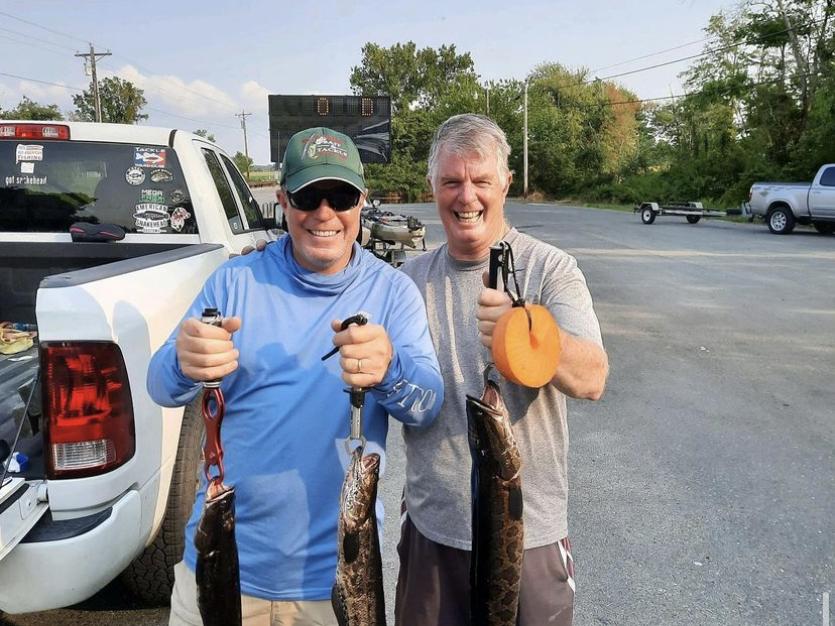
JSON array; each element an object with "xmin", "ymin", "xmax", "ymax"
[
  {"xmin": 813, "ymin": 222, "xmax": 835, "ymax": 235},
  {"xmin": 686, "ymin": 215, "xmax": 701, "ymax": 224},
  {"xmin": 641, "ymin": 207, "xmax": 656, "ymax": 224},
  {"xmin": 121, "ymin": 398, "xmax": 203, "ymax": 605},
  {"xmin": 767, "ymin": 205, "xmax": 795, "ymax": 234}
]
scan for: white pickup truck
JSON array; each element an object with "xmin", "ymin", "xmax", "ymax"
[
  {"xmin": 0, "ymin": 120, "xmax": 277, "ymax": 613},
  {"xmin": 748, "ymin": 163, "xmax": 835, "ymax": 234}
]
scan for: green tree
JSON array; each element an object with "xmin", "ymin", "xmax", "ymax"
[
  {"xmin": 350, "ymin": 42, "xmax": 478, "ymax": 112},
  {"xmin": 72, "ymin": 77, "xmax": 148, "ymax": 124},
  {"xmin": 194, "ymin": 129, "xmax": 216, "ymax": 142},
  {"xmin": 0, "ymin": 96, "xmax": 63, "ymax": 120},
  {"xmin": 233, "ymin": 151, "xmax": 253, "ymax": 178}
]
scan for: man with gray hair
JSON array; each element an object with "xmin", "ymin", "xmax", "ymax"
[{"xmin": 395, "ymin": 114, "xmax": 609, "ymax": 625}]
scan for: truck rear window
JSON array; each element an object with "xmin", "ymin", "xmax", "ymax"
[{"xmin": 0, "ymin": 140, "xmax": 196, "ymax": 234}]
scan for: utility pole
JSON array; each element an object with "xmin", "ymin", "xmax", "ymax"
[
  {"xmin": 75, "ymin": 44, "xmax": 111, "ymax": 122},
  {"xmin": 523, "ymin": 80, "xmax": 529, "ymax": 198},
  {"xmin": 235, "ymin": 110, "xmax": 252, "ymax": 180}
]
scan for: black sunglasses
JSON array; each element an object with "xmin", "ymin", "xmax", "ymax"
[{"xmin": 287, "ymin": 184, "xmax": 361, "ymax": 212}]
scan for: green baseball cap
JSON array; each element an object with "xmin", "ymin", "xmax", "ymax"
[{"xmin": 280, "ymin": 127, "xmax": 366, "ymax": 193}]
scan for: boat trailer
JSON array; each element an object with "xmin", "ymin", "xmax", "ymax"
[{"xmin": 635, "ymin": 201, "xmax": 728, "ymax": 225}]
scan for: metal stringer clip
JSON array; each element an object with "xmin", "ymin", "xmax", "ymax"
[
  {"xmin": 320, "ymin": 313, "xmax": 370, "ymax": 453},
  {"xmin": 488, "ymin": 241, "xmax": 531, "ymax": 329},
  {"xmin": 200, "ymin": 307, "xmax": 227, "ymax": 485}
]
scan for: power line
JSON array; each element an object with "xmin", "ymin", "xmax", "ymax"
[
  {"xmin": 0, "ymin": 71, "xmax": 85, "ymax": 91},
  {"xmin": 0, "ymin": 9, "xmax": 91, "ymax": 46},
  {"xmin": 0, "ymin": 25, "xmax": 78, "ymax": 52},
  {"xmin": 594, "ymin": 15, "xmax": 828, "ymax": 82},
  {"xmin": 590, "ymin": 37, "xmax": 711, "ymax": 74}
]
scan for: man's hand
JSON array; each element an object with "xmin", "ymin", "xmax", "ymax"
[
  {"xmin": 330, "ymin": 319, "xmax": 393, "ymax": 387},
  {"xmin": 238, "ymin": 239, "xmax": 271, "ymax": 257},
  {"xmin": 175, "ymin": 316, "xmax": 242, "ymax": 382},
  {"xmin": 476, "ymin": 271, "xmax": 513, "ymax": 349}
]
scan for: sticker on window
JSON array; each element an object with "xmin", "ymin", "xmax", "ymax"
[
  {"xmin": 150, "ymin": 168, "xmax": 174, "ymax": 183},
  {"xmin": 170, "ymin": 189, "xmax": 186, "ymax": 204},
  {"xmin": 5, "ymin": 174, "xmax": 47, "ymax": 186},
  {"xmin": 20, "ymin": 162, "xmax": 35, "ymax": 174},
  {"xmin": 125, "ymin": 166, "xmax": 145, "ymax": 186},
  {"xmin": 16, "ymin": 144, "xmax": 43, "ymax": 163},
  {"xmin": 133, "ymin": 203, "xmax": 170, "ymax": 233},
  {"xmin": 170, "ymin": 207, "xmax": 191, "ymax": 231},
  {"xmin": 140, "ymin": 189, "xmax": 166, "ymax": 204},
  {"xmin": 134, "ymin": 147, "xmax": 167, "ymax": 169}
]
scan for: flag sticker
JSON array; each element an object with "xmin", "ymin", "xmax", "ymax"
[{"xmin": 134, "ymin": 147, "xmax": 167, "ymax": 168}]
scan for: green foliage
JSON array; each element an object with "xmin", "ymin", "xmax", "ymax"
[
  {"xmin": 0, "ymin": 96, "xmax": 63, "ymax": 120},
  {"xmin": 350, "ymin": 42, "xmax": 478, "ymax": 112},
  {"xmin": 72, "ymin": 77, "xmax": 148, "ymax": 124},
  {"xmin": 353, "ymin": 0, "xmax": 835, "ymax": 205},
  {"xmin": 233, "ymin": 151, "xmax": 253, "ymax": 176},
  {"xmin": 194, "ymin": 129, "xmax": 216, "ymax": 142}
]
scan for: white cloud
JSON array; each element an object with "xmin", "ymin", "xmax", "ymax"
[
  {"xmin": 0, "ymin": 80, "xmax": 76, "ymax": 112},
  {"xmin": 106, "ymin": 64, "xmax": 238, "ymax": 118},
  {"xmin": 240, "ymin": 80, "xmax": 270, "ymax": 113}
]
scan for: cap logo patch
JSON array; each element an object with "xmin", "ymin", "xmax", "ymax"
[{"xmin": 304, "ymin": 135, "xmax": 348, "ymax": 161}]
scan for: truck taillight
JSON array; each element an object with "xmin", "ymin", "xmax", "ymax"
[
  {"xmin": 0, "ymin": 123, "xmax": 70, "ymax": 140},
  {"xmin": 41, "ymin": 342, "xmax": 135, "ymax": 478},
  {"xmin": 748, "ymin": 187, "xmax": 753, "ymax": 202}
]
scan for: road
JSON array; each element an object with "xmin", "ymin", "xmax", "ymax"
[{"xmin": 4, "ymin": 198, "xmax": 832, "ymax": 625}]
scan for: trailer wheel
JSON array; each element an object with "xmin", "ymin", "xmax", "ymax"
[
  {"xmin": 767, "ymin": 205, "xmax": 795, "ymax": 234},
  {"xmin": 641, "ymin": 207, "xmax": 656, "ymax": 224},
  {"xmin": 121, "ymin": 397, "xmax": 203, "ymax": 605},
  {"xmin": 686, "ymin": 215, "xmax": 701, "ymax": 224}
]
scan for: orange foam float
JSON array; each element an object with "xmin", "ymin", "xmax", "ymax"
[{"xmin": 491, "ymin": 303, "xmax": 561, "ymax": 388}]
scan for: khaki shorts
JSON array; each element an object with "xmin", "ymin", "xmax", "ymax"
[
  {"xmin": 169, "ymin": 561, "xmax": 338, "ymax": 626},
  {"xmin": 394, "ymin": 515, "xmax": 576, "ymax": 626}
]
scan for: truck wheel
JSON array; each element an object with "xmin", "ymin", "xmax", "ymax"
[
  {"xmin": 813, "ymin": 222, "xmax": 835, "ymax": 235},
  {"xmin": 686, "ymin": 215, "xmax": 701, "ymax": 224},
  {"xmin": 767, "ymin": 206, "xmax": 795, "ymax": 234},
  {"xmin": 121, "ymin": 398, "xmax": 203, "ymax": 605},
  {"xmin": 641, "ymin": 207, "xmax": 656, "ymax": 224}
]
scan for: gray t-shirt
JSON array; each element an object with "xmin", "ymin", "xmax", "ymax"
[{"xmin": 400, "ymin": 228, "xmax": 603, "ymax": 549}]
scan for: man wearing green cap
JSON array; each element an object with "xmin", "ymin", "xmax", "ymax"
[{"xmin": 148, "ymin": 127, "xmax": 443, "ymax": 625}]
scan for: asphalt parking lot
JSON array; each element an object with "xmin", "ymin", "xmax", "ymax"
[{"xmin": 4, "ymin": 200, "xmax": 832, "ymax": 625}]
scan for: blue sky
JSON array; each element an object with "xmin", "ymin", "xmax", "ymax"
[{"xmin": 0, "ymin": 0, "xmax": 737, "ymax": 163}]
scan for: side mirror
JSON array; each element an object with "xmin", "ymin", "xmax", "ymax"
[{"xmin": 262, "ymin": 216, "xmax": 277, "ymax": 230}]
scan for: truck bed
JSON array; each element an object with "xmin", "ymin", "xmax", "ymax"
[{"xmin": 1, "ymin": 241, "xmax": 188, "ymax": 323}]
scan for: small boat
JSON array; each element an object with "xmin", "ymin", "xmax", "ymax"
[{"xmin": 361, "ymin": 205, "xmax": 426, "ymax": 249}]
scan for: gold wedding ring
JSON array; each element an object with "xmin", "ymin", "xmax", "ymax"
[{"xmin": 356, "ymin": 358, "xmax": 363, "ymax": 373}]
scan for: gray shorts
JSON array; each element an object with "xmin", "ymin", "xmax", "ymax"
[{"xmin": 394, "ymin": 515, "xmax": 575, "ymax": 626}]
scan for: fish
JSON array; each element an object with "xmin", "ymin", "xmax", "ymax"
[
  {"xmin": 194, "ymin": 480, "xmax": 242, "ymax": 626},
  {"xmin": 467, "ymin": 378, "xmax": 524, "ymax": 626},
  {"xmin": 332, "ymin": 447, "xmax": 385, "ymax": 626}
]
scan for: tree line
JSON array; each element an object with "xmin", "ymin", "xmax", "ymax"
[
  {"xmin": 353, "ymin": 0, "xmax": 834, "ymax": 206},
  {"xmin": 4, "ymin": 0, "xmax": 831, "ymax": 206}
]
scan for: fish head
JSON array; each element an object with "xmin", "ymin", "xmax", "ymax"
[{"xmin": 340, "ymin": 448, "xmax": 380, "ymax": 531}]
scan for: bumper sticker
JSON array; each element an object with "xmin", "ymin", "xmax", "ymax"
[
  {"xmin": 125, "ymin": 166, "xmax": 145, "ymax": 185},
  {"xmin": 15, "ymin": 144, "xmax": 44, "ymax": 163},
  {"xmin": 133, "ymin": 203, "xmax": 170, "ymax": 233},
  {"xmin": 150, "ymin": 168, "xmax": 174, "ymax": 183},
  {"xmin": 170, "ymin": 206, "xmax": 191, "ymax": 231},
  {"xmin": 140, "ymin": 189, "xmax": 166, "ymax": 204},
  {"xmin": 134, "ymin": 147, "xmax": 167, "ymax": 168}
]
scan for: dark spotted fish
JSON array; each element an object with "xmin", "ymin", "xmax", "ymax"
[
  {"xmin": 467, "ymin": 378, "xmax": 524, "ymax": 626},
  {"xmin": 332, "ymin": 447, "xmax": 385, "ymax": 626},
  {"xmin": 194, "ymin": 481, "xmax": 241, "ymax": 626}
]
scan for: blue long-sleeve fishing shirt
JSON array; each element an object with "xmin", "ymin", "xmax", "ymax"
[{"xmin": 147, "ymin": 236, "xmax": 443, "ymax": 600}]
